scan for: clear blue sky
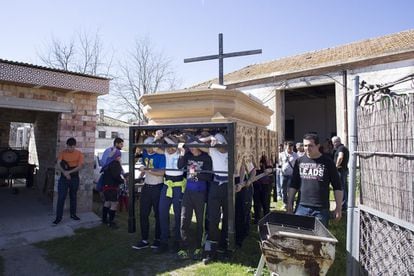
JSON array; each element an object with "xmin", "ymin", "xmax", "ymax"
[{"xmin": 1, "ymin": 0, "xmax": 413, "ymax": 88}]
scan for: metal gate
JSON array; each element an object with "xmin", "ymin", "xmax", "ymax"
[{"xmin": 348, "ymin": 74, "xmax": 414, "ymax": 275}]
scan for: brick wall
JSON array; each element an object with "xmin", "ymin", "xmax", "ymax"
[
  {"xmin": 0, "ymin": 83, "xmax": 98, "ymax": 213},
  {"xmin": 55, "ymin": 92, "xmax": 97, "ymax": 212}
]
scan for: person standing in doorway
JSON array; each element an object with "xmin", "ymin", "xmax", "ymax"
[
  {"xmin": 331, "ymin": 136, "xmax": 349, "ymax": 212},
  {"xmin": 53, "ymin": 137, "xmax": 84, "ymax": 225},
  {"xmin": 287, "ymin": 133, "xmax": 343, "ymax": 227},
  {"xmin": 279, "ymin": 141, "xmax": 298, "ymax": 209}
]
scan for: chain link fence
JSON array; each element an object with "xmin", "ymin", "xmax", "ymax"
[{"xmin": 359, "ymin": 208, "xmax": 414, "ymax": 275}]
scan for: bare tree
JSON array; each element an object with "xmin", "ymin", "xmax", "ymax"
[
  {"xmin": 38, "ymin": 36, "xmax": 75, "ymax": 71},
  {"xmin": 38, "ymin": 32, "xmax": 178, "ymax": 122},
  {"xmin": 109, "ymin": 37, "xmax": 180, "ymax": 122},
  {"xmin": 37, "ymin": 29, "xmax": 112, "ymax": 77}
]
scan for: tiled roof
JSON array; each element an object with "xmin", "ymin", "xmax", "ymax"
[
  {"xmin": 0, "ymin": 58, "xmax": 110, "ymax": 94},
  {"xmin": 194, "ymin": 29, "xmax": 414, "ymax": 87},
  {"xmin": 0, "ymin": 58, "xmax": 110, "ymax": 80}
]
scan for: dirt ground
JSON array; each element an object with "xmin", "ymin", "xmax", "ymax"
[{"xmin": 1, "ymin": 245, "xmax": 67, "ymax": 276}]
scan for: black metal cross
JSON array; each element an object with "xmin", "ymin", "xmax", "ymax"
[{"xmin": 184, "ymin": 33, "xmax": 262, "ymax": 85}]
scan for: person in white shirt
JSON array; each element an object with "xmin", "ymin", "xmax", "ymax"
[
  {"xmin": 198, "ymin": 133, "xmax": 229, "ymax": 263},
  {"xmin": 296, "ymin": 142, "xmax": 305, "ymax": 157},
  {"xmin": 156, "ymin": 134, "xmax": 186, "ymax": 253},
  {"xmin": 278, "ymin": 141, "xmax": 298, "ymax": 208}
]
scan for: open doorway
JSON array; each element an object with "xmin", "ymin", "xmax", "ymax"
[
  {"xmin": 0, "ymin": 108, "xmax": 60, "ymax": 246},
  {"xmin": 283, "ymin": 84, "xmax": 336, "ymax": 143},
  {"xmin": 1, "ymin": 122, "xmax": 36, "ymax": 191}
]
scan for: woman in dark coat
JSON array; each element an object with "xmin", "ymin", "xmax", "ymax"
[{"xmin": 102, "ymin": 149, "xmax": 124, "ymax": 229}]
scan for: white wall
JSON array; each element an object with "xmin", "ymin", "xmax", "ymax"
[
  {"xmin": 240, "ymin": 58, "xmax": 414, "ymax": 147},
  {"xmin": 95, "ymin": 125, "xmax": 129, "ymax": 150}
]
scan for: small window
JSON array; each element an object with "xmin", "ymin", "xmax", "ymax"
[
  {"xmin": 111, "ymin": 132, "xmax": 118, "ymax": 139},
  {"xmin": 98, "ymin": 131, "xmax": 106, "ymax": 138}
]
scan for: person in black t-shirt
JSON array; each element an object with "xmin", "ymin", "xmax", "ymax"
[
  {"xmin": 287, "ymin": 133, "xmax": 343, "ymax": 227},
  {"xmin": 332, "ymin": 136, "xmax": 349, "ymax": 211},
  {"xmin": 176, "ymin": 142, "xmax": 212, "ymax": 260}
]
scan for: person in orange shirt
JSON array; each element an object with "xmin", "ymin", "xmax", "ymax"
[{"xmin": 53, "ymin": 137, "xmax": 84, "ymax": 225}]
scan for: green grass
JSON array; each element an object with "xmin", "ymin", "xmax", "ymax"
[
  {"xmin": 327, "ymin": 217, "xmax": 347, "ymax": 276},
  {"xmin": 35, "ymin": 193, "xmax": 346, "ymax": 275}
]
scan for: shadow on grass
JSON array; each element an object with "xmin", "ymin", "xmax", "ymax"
[{"xmin": 35, "ymin": 194, "xmax": 346, "ymax": 275}]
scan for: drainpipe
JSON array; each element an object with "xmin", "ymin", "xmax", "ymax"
[
  {"xmin": 346, "ymin": 76, "xmax": 359, "ymax": 276},
  {"xmin": 342, "ymin": 70, "xmax": 348, "ymax": 146},
  {"xmin": 99, "ymin": 109, "xmax": 104, "ymax": 123}
]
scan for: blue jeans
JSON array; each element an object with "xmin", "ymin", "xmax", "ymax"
[
  {"xmin": 56, "ymin": 175, "xmax": 79, "ymax": 220},
  {"xmin": 295, "ymin": 204, "xmax": 330, "ymax": 227},
  {"xmin": 275, "ymin": 169, "xmax": 282, "ymax": 198},
  {"xmin": 159, "ymin": 185, "xmax": 183, "ymax": 243},
  {"xmin": 281, "ymin": 175, "xmax": 292, "ymax": 204},
  {"xmin": 338, "ymin": 169, "xmax": 349, "ymax": 210}
]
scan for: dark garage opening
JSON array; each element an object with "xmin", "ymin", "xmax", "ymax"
[{"xmin": 283, "ymin": 84, "xmax": 337, "ymax": 143}]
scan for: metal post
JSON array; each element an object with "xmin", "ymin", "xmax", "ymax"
[
  {"xmin": 255, "ymin": 254, "xmax": 265, "ymax": 276},
  {"xmin": 346, "ymin": 76, "xmax": 359, "ymax": 275},
  {"xmin": 227, "ymin": 122, "xmax": 236, "ymax": 249},
  {"xmin": 128, "ymin": 127, "xmax": 136, "ymax": 233},
  {"xmin": 218, "ymin": 33, "xmax": 224, "ymax": 85}
]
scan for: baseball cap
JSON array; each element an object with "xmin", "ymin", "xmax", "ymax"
[
  {"xmin": 144, "ymin": 136, "xmax": 155, "ymax": 144},
  {"xmin": 215, "ymin": 133, "xmax": 227, "ymax": 144}
]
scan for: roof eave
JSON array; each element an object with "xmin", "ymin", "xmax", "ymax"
[{"xmin": 226, "ymin": 50, "xmax": 414, "ymax": 89}]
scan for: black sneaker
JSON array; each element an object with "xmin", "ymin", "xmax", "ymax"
[
  {"xmin": 108, "ymin": 222, "xmax": 119, "ymax": 229},
  {"xmin": 202, "ymin": 252, "xmax": 217, "ymax": 265},
  {"xmin": 151, "ymin": 239, "xmax": 161, "ymax": 249},
  {"xmin": 132, "ymin": 240, "xmax": 149, "ymax": 250},
  {"xmin": 70, "ymin": 215, "xmax": 80, "ymax": 220},
  {"xmin": 153, "ymin": 243, "xmax": 168, "ymax": 254},
  {"xmin": 172, "ymin": 241, "xmax": 180, "ymax": 252},
  {"xmin": 52, "ymin": 218, "xmax": 61, "ymax": 225}
]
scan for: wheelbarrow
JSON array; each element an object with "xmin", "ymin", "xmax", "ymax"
[{"xmin": 255, "ymin": 211, "xmax": 338, "ymax": 276}]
